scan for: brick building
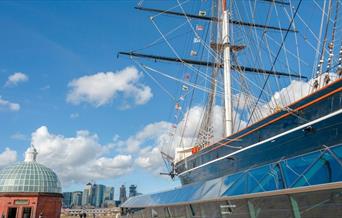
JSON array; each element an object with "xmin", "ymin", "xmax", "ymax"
[{"xmin": 0, "ymin": 145, "xmax": 62, "ymax": 218}]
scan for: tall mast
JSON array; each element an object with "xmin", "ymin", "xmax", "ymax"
[{"xmin": 222, "ymin": 0, "xmax": 233, "ymax": 137}]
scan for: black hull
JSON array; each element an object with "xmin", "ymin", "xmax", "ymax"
[{"xmin": 176, "ymin": 79, "xmax": 342, "ymax": 185}]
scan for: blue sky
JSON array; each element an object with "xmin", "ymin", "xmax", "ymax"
[
  {"xmin": 0, "ymin": 0, "xmax": 340, "ymax": 200},
  {"xmin": 0, "ymin": 1, "xmax": 186, "ymax": 198}
]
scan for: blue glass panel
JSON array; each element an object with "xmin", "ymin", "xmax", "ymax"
[
  {"xmin": 252, "ymin": 164, "xmax": 284, "ymax": 193},
  {"xmin": 223, "ymin": 174, "xmax": 247, "ymax": 196},
  {"xmin": 274, "ymin": 164, "xmax": 285, "ymax": 189},
  {"xmin": 196, "ymin": 177, "xmax": 221, "ymax": 199},
  {"xmin": 293, "ymin": 152, "xmax": 342, "ymax": 187},
  {"xmin": 247, "ymin": 165, "xmax": 270, "ymax": 193},
  {"xmin": 282, "ymin": 151, "xmax": 321, "ymax": 187},
  {"xmin": 331, "ymin": 144, "xmax": 342, "ymax": 160},
  {"xmin": 220, "ymin": 172, "xmax": 242, "ymax": 195}
]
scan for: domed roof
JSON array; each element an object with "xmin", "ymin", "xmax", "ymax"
[{"xmin": 0, "ymin": 146, "xmax": 62, "ymax": 194}]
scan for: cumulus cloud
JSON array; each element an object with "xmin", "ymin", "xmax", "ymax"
[
  {"xmin": 67, "ymin": 66, "xmax": 153, "ymax": 108},
  {"xmin": 135, "ymin": 146, "xmax": 164, "ymax": 172},
  {"xmin": 169, "ymin": 105, "xmax": 246, "ymax": 149},
  {"xmin": 252, "ymin": 73, "xmax": 339, "ymax": 121},
  {"xmin": 0, "ymin": 97, "xmax": 20, "ymax": 111},
  {"xmin": 113, "ymin": 105, "xmax": 246, "ymax": 173},
  {"xmin": 113, "ymin": 121, "xmax": 173, "ymax": 173},
  {"xmin": 116, "ymin": 121, "xmax": 172, "ymax": 153},
  {"xmin": 5, "ymin": 72, "xmax": 29, "ymax": 87},
  {"xmin": 0, "ymin": 148, "xmax": 17, "ymax": 168},
  {"xmin": 31, "ymin": 126, "xmax": 133, "ymax": 184}
]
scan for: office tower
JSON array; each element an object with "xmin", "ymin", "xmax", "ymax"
[
  {"xmin": 71, "ymin": 191, "xmax": 83, "ymax": 207},
  {"xmin": 119, "ymin": 185, "xmax": 127, "ymax": 203},
  {"xmin": 104, "ymin": 186, "xmax": 114, "ymax": 201},
  {"xmin": 94, "ymin": 184, "xmax": 105, "ymax": 207},
  {"xmin": 62, "ymin": 192, "xmax": 72, "ymax": 208},
  {"xmin": 82, "ymin": 182, "xmax": 93, "ymax": 206},
  {"xmin": 129, "ymin": 185, "xmax": 137, "ymax": 197}
]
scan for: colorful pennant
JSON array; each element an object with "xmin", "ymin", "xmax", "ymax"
[{"xmin": 196, "ymin": 25, "xmax": 204, "ymax": 31}]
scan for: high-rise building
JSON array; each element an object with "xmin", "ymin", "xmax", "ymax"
[
  {"xmin": 129, "ymin": 185, "xmax": 137, "ymax": 198},
  {"xmin": 104, "ymin": 186, "xmax": 114, "ymax": 201},
  {"xmin": 119, "ymin": 185, "xmax": 127, "ymax": 203},
  {"xmin": 94, "ymin": 184, "xmax": 105, "ymax": 207},
  {"xmin": 82, "ymin": 182, "xmax": 93, "ymax": 206},
  {"xmin": 62, "ymin": 192, "xmax": 72, "ymax": 208},
  {"xmin": 71, "ymin": 191, "xmax": 83, "ymax": 208},
  {"xmin": 81, "ymin": 183, "xmax": 116, "ymax": 208}
]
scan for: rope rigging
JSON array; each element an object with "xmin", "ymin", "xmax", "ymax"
[
  {"xmin": 246, "ymin": 0, "xmax": 303, "ymax": 126},
  {"xmin": 119, "ymin": 0, "xmax": 342, "ymax": 168}
]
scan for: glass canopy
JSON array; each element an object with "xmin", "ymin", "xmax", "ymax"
[
  {"xmin": 0, "ymin": 161, "xmax": 62, "ymax": 194},
  {"xmin": 122, "ymin": 143, "xmax": 342, "ymax": 208}
]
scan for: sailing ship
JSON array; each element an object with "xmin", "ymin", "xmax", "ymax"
[{"xmin": 119, "ymin": 0, "xmax": 342, "ymax": 217}]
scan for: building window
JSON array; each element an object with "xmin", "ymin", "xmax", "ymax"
[
  {"xmin": 7, "ymin": 208, "xmax": 17, "ymax": 218},
  {"xmin": 22, "ymin": 207, "xmax": 32, "ymax": 218}
]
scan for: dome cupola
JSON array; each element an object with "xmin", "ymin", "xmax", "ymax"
[{"xmin": 0, "ymin": 145, "xmax": 62, "ymax": 194}]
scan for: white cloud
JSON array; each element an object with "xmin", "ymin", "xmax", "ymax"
[
  {"xmin": 67, "ymin": 66, "xmax": 153, "ymax": 108},
  {"xmin": 5, "ymin": 72, "xmax": 29, "ymax": 87},
  {"xmin": 112, "ymin": 121, "xmax": 173, "ymax": 173},
  {"xmin": 135, "ymin": 146, "xmax": 163, "ymax": 171},
  {"xmin": 170, "ymin": 105, "xmax": 246, "ymax": 150},
  {"xmin": 31, "ymin": 126, "xmax": 133, "ymax": 184},
  {"xmin": 253, "ymin": 73, "xmax": 339, "ymax": 121},
  {"xmin": 0, "ymin": 148, "xmax": 17, "ymax": 168},
  {"xmin": 0, "ymin": 97, "xmax": 20, "ymax": 111},
  {"xmin": 116, "ymin": 121, "xmax": 172, "ymax": 153},
  {"xmin": 113, "ymin": 105, "xmax": 246, "ymax": 173}
]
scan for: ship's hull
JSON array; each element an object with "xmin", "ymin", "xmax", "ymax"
[
  {"xmin": 121, "ymin": 79, "xmax": 342, "ymax": 217},
  {"xmin": 176, "ymin": 78, "xmax": 342, "ymax": 185}
]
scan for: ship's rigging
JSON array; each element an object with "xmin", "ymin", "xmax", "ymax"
[{"xmin": 118, "ymin": 0, "xmax": 342, "ymax": 178}]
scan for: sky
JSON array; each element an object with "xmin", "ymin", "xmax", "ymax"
[
  {"xmin": 0, "ymin": 0, "xmax": 340, "ymax": 200},
  {"xmin": 0, "ymin": 1, "xmax": 187, "ymax": 198}
]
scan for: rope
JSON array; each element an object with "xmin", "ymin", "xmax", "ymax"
[{"xmin": 247, "ymin": 0, "xmax": 303, "ymax": 126}]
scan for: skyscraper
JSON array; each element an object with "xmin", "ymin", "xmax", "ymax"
[
  {"xmin": 94, "ymin": 184, "xmax": 105, "ymax": 207},
  {"xmin": 81, "ymin": 182, "xmax": 116, "ymax": 208},
  {"xmin": 129, "ymin": 185, "xmax": 137, "ymax": 198},
  {"xmin": 119, "ymin": 185, "xmax": 127, "ymax": 203},
  {"xmin": 82, "ymin": 182, "xmax": 93, "ymax": 206},
  {"xmin": 104, "ymin": 186, "xmax": 114, "ymax": 201},
  {"xmin": 62, "ymin": 192, "xmax": 72, "ymax": 208},
  {"xmin": 71, "ymin": 191, "xmax": 83, "ymax": 208}
]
